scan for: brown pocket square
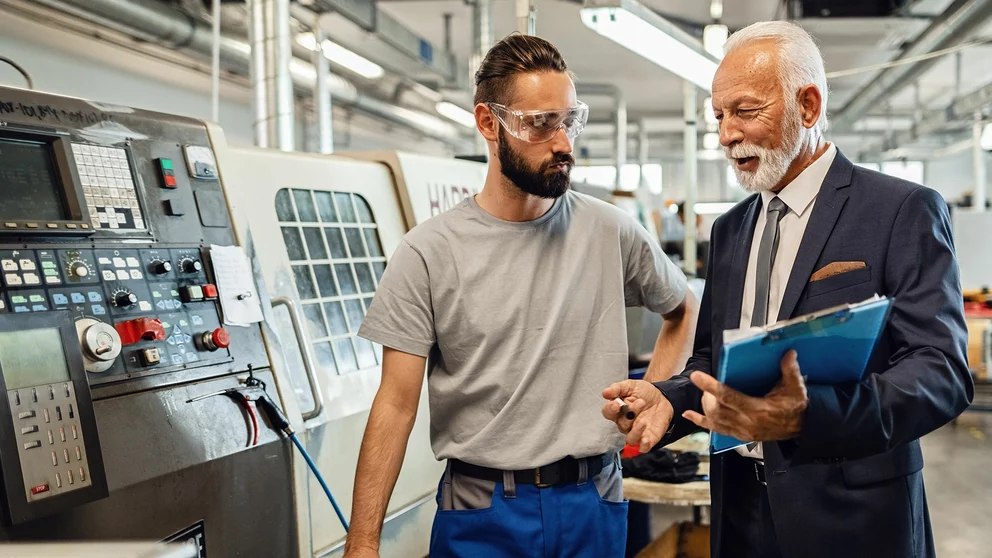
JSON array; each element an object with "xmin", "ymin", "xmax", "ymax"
[{"xmin": 810, "ymin": 261, "xmax": 867, "ymax": 282}]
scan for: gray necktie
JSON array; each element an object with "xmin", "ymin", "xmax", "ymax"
[{"xmin": 751, "ymin": 197, "xmax": 788, "ymax": 327}]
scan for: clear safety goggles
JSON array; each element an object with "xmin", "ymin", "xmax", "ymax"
[{"xmin": 487, "ymin": 101, "xmax": 589, "ymax": 143}]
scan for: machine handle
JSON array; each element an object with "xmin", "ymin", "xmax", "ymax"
[{"xmin": 272, "ymin": 296, "xmax": 324, "ymax": 421}]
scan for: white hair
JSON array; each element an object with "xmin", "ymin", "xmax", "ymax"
[{"xmin": 724, "ymin": 21, "xmax": 829, "ymax": 134}]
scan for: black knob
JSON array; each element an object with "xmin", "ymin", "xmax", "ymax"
[
  {"xmin": 153, "ymin": 261, "xmax": 173, "ymax": 275},
  {"xmin": 181, "ymin": 259, "xmax": 202, "ymax": 273},
  {"xmin": 115, "ymin": 292, "xmax": 138, "ymax": 308}
]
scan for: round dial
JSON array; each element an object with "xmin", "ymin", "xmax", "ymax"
[
  {"xmin": 151, "ymin": 260, "xmax": 173, "ymax": 275},
  {"xmin": 75, "ymin": 318, "xmax": 122, "ymax": 373},
  {"xmin": 179, "ymin": 258, "xmax": 202, "ymax": 274},
  {"xmin": 112, "ymin": 287, "xmax": 138, "ymax": 308},
  {"xmin": 66, "ymin": 259, "xmax": 93, "ymax": 279}
]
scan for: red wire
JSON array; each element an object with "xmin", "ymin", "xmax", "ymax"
[{"xmin": 243, "ymin": 396, "xmax": 259, "ymax": 447}]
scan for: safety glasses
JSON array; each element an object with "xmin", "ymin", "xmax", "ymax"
[{"xmin": 486, "ymin": 101, "xmax": 589, "ymax": 143}]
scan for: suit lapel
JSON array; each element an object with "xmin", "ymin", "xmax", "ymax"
[
  {"xmin": 727, "ymin": 195, "xmax": 761, "ymax": 329},
  {"xmin": 777, "ymin": 151, "xmax": 855, "ymax": 321}
]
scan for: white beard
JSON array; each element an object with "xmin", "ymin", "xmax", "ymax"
[{"xmin": 726, "ymin": 104, "xmax": 810, "ymax": 193}]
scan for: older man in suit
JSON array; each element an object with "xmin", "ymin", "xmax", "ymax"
[{"xmin": 603, "ymin": 21, "xmax": 973, "ymax": 558}]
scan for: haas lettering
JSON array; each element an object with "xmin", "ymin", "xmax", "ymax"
[{"xmin": 427, "ymin": 182, "xmax": 477, "ymax": 217}]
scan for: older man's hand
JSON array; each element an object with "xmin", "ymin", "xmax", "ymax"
[
  {"xmin": 682, "ymin": 350, "xmax": 809, "ymax": 441},
  {"xmin": 602, "ymin": 380, "xmax": 675, "ymax": 452}
]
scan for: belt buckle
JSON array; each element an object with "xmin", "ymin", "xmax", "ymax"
[
  {"xmin": 754, "ymin": 461, "xmax": 767, "ymax": 486},
  {"xmin": 534, "ymin": 467, "xmax": 551, "ymax": 488}
]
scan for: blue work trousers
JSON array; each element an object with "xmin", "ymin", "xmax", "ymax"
[{"xmin": 429, "ymin": 459, "xmax": 628, "ymax": 557}]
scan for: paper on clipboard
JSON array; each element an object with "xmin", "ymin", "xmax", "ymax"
[{"xmin": 209, "ymin": 245, "xmax": 263, "ymax": 327}]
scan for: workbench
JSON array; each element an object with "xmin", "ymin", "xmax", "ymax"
[{"xmin": 622, "ymin": 433, "xmax": 711, "ymax": 524}]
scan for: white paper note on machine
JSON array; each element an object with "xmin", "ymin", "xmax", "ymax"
[{"xmin": 209, "ymin": 244, "xmax": 264, "ymax": 326}]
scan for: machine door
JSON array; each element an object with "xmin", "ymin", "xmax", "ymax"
[{"xmin": 212, "ymin": 142, "xmax": 441, "ymax": 557}]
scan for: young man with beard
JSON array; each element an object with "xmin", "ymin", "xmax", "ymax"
[
  {"xmin": 602, "ymin": 21, "xmax": 972, "ymax": 558},
  {"xmin": 342, "ymin": 35, "xmax": 698, "ymax": 558}
]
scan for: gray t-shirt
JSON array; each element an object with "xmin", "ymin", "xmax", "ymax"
[{"xmin": 358, "ymin": 190, "xmax": 687, "ymax": 469}]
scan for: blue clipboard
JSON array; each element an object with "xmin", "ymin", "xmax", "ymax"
[{"xmin": 710, "ymin": 296, "xmax": 894, "ymax": 454}]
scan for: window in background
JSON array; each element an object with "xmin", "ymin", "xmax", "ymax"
[
  {"xmin": 880, "ymin": 160, "xmax": 924, "ymax": 184},
  {"xmin": 571, "ymin": 163, "xmax": 662, "ymax": 193}
]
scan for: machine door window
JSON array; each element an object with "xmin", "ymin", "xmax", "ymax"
[{"xmin": 276, "ymin": 188, "xmax": 385, "ymax": 374}]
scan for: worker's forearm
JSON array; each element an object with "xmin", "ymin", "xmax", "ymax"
[
  {"xmin": 345, "ymin": 398, "xmax": 418, "ymax": 552},
  {"xmin": 644, "ymin": 303, "xmax": 697, "ymax": 383}
]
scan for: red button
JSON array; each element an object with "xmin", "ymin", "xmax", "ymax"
[
  {"xmin": 164, "ymin": 175, "xmax": 177, "ymax": 188},
  {"xmin": 211, "ymin": 328, "xmax": 231, "ymax": 349},
  {"xmin": 31, "ymin": 484, "xmax": 49, "ymax": 495},
  {"xmin": 202, "ymin": 284, "xmax": 218, "ymax": 299}
]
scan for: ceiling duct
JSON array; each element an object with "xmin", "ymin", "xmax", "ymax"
[
  {"xmin": 296, "ymin": 1, "xmax": 459, "ymax": 86},
  {"xmin": 831, "ymin": 0, "xmax": 992, "ymax": 131},
  {"xmin": 31, "ymin": 0, "xmax": 470, "ymax": 147}
]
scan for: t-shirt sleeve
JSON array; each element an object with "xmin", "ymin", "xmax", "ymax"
[
  {"xmin": 357, "ymin": 239, "xmax": 436, "ymax": 357},
  {"xmin": 622, "ymin": 218, "xmax": 688, "ymax": 315}
]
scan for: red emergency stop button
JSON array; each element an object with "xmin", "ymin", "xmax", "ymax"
[
  {"xmin": 31, "ymin": 484, "xmax": 50, "ymax": 495},
  {"xmin": 201, "ymin": 328, "xmax": 230, "ymax": 351},
  {"xmin": 115, "ymin": 318, "xmax": 167, "ymax": 346},
  {"xmin": 202, "ymin": 284, "xmax": 218, "ymax": 299}
]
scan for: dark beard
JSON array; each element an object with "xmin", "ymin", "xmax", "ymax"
[{"xmin": 497, "ymin": 128, "xmax": 573, "ymax": 199}]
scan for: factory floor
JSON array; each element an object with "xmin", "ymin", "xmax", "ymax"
[{"xmin": 648, "ymin": 411, "xmax": 992, "ymax": 555}]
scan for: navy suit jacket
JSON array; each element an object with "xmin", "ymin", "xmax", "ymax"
[{"xmin": 654, "ymin": 151, "xmax": 973, "ymax": 558}]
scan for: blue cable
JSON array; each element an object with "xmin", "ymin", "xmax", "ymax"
[{"xmin": 289, "ymin": 432, "xmax": 350, "ymax": 532}]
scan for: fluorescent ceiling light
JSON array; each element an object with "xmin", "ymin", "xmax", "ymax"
[
  {"xmin": 296, "ymin": 33, "xmax": 384, "ymax": 80},
  {"xmin": 703, "ymin": 132, "xmax": 720, "ymax": 150},
  {"xmin": 436, "ymin": 101, "xmax": 476, "ymax": 129},
  {"xmin": 703, "ymin": 24, "xmax": 728, "ymax": 59},
  {"xmin": 694, "ymin": 202, "xmax": 737, "ymax": 215},
  {"xmin": 580, "ymin": 0, "xmax": 719, "ymax": 91}
]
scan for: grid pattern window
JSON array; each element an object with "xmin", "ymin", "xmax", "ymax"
[{"xmin": 276, "ymin": 188, "xmax": 386, "ymax": 374}]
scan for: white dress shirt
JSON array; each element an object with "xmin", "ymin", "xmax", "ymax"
[{"xmin": 736, "ymin": 142, "xmax": 837, "ymax": 459}]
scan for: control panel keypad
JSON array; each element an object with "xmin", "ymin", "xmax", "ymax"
[
  {"xmin": 7, "ymin": 383, "xmax": 92, "ymax": 502},
  {"xmin": 1, "ymin": 251, "xmax": 42, "ymax": 289},
  {"xmin": 71, "ymin": 144, "xmax": 145, "ymax": 231}
]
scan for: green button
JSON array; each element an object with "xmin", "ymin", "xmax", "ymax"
[
  {"xmin": 152, "ymin": 291, "xmax": 161, "ymax": 298},
  {"xmin": 159, "ymin": 158, "xmax": 174, "ymax": 170},
  {"xmin": 11, "ymin": 296, "xmax": 27, "ymax": 304},
  {"xmin": 179, "ymin": 320, "xmax": 189, "ymax": 327},
  {"xmin": 29, "ymin": 295, "xmax": 45, "ymax": 303},
  {"xmin": 170, "ymin": 290, "xmax": 180, "ymax": 297},
  {"xmin": 42, "ymin": 262, "xmax": 56, "ymax": 269},
  {"xmin": 43, "ymin": 269, "xmax": 58, "ymax": 276}
]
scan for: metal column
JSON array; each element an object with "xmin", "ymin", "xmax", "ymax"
[
  {"xmin": 312, "ymin": 13, "xmax": 334, "ymax": 154},
  {"xmin": 516, "ymin": 0, "xmax": 536, "ymax": 35},
  {"xmin": 248, "ymin": 0, "xmax": 268, "ymax": 147},
  {"xmin": 263, "ymin": 0, "xmax": 295, "ymax": 151},
  {"xmin": 683, "ymin": 81, "xmax": 698, "ymax": 275},
  {"xmin": 211, "ymin": 0, "xmax": 221, "ymax": 123},
  {"xmin": 975, "ymin": 114, "xmax": 988, "ymax": 212},
  {"xmin": 470, "ymin": 0, "xmax": 493, "ymax": 155},
  {"xmin": 615, "ymin": 93, "xmax": 627, "ymax": 190}
]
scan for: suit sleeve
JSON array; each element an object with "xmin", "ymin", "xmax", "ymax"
[
  {"xmin": 651, "ymin": 235, "xmax": 716, "ymax": 444},
  {"xmin": 796, "ymin": 187, "xmax": 974, "ymax": 460}
]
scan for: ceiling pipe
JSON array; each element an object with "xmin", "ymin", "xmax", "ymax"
[
  {"xmin": 39, "ymin": 0, "xmax": 469, "ymax": 148},
  {"xmin": 832, "ymin": 0, "xmax": 992, "ymax": 131}
]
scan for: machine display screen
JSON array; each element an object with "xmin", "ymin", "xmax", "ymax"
[
  {"xmin": 0, "ymin": 328, "xmax": 70, "ymax": 391},
  {"xmin": 0, "ymin": 138, "xmax": 68, "ymax": 222}
]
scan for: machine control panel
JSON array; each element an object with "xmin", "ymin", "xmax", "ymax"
[{"xmin": 0, "ymin": 85, "xmax": 270, "ymax": 529}]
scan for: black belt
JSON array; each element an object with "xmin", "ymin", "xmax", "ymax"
[{"xmin": 451, "ymin": 454, "xmax": 612, "ymax": 488}]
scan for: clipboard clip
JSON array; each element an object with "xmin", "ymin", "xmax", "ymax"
[{"xmin": 761, "ymin": 310, "xmax": 852, "ymax": 344}]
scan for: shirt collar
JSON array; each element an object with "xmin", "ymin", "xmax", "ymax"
[{"xmin": 760, "ymin": 142, "xmax": 837, "ymax": 217}]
